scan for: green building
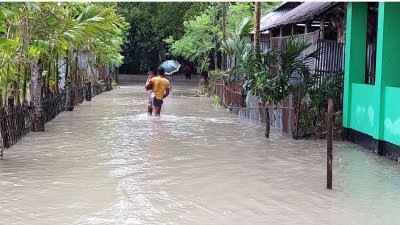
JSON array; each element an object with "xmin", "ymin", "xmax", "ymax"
[{"xmin": 343, "ymin": 2, "xmax": 400, "ymax": 158}]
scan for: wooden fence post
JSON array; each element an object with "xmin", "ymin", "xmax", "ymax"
[
  {"xmin": 294, "ymin": 88, "xmax": 302, "ymax": 139},
  {"xmin": 0, "ymin": 104, "xmax": 4, "ymax": 158},
  {"xmin": 264, "ymin": 103, "xmax": 270, "ymax": 138},
  {"xmin": 65, "ymin": 80, "xmax": 74, "ymax": 111},
  {"xmin": 85, "ymin": 81, "xmax": 92, "ymax": 101},
  {"xmin": 13, "ymin": 80, "xmax": 19, "ymax": 107},
  {"xmin": 327, "ymin": 98, "xmax": 334, "ymax": 189}
]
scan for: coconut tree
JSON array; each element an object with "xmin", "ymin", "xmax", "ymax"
[
  {"xmin": 25, "ymin": 2, "xmax": 127, "ymax": 129},
  {"xmin": 253, "ymin": 2, "xmax": 261, "ymax": 53}
]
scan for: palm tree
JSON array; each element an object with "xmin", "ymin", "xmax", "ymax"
[
  {"xmin": 221, "ymin": 2, "xmax": 228, "ymax": 70},
  {"xmin": 253, "ymin": 2, "xmax": 261, "ymax": 54},
  {"xmin": 27, "ymin": 3, "xmax": 127, "ymax": 129}
]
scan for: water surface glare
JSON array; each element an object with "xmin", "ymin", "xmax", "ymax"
[{"xmin": 1, "ymin": 75, "xmax": 400, "ymax": 225}]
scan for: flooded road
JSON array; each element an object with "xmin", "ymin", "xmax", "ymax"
[{"xmin": 1, "ymin": 75, "xmax": 400, "ymax": 225}]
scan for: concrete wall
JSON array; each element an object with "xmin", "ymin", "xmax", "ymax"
[{"xmin": 344, "ymin": 2, "xmax": 400, "ymax": 147}]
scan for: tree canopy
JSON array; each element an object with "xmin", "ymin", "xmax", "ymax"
[
  {"xmin": 163, "ymin": 2, "xmax": 277, "ymax": 73},
  {"xmin": 0, "ymin": 2, "xmax": 128, "ymax": 104},
  {"xmin": 117, "ymin": 2, "xmax": 208, "ymax": 73}
]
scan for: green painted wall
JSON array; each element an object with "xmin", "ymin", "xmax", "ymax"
[
  {"xmin": 343, "ymin": 3, "xmax": 367, "ymax": 128},
  {"xmin": 383, "ymin": 87, "xmax": 400, "ymax": 146},
  {"xmin": 375, "ymin": 2, "xmax": 400, "ymax": 140},
  {"xmin": 344, "ymin": 2, "xmax": 400, "ymax": 147},
  {"xmin": 349, "ymin": 84, "xmax": 376, "ymax": 135}
]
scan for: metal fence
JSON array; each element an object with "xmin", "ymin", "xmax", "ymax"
[
  {"xmin": 0, "ymin": 81, "xmax": 110, "ymax": 159},
  {"xmin": 313, "ymin": 39, "xmax": 345, "ymax": 89}
]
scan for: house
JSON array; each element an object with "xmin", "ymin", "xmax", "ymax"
[
  {"xmin": 258, "ymin": 2, "xmax": 302, "ymax": 51},
  {"xmin": 256, "ymin": 2, "xmax": 346, "ymax": 135},
  {"xmin": 343, "ymin": 2, "xmax": 400, "ymax": 159}
]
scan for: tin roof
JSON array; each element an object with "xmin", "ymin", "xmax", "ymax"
[
  {"xmin": 264, "ymin": 2, "xmax": 339, "ymax": 30},
  {"xmin": 259, "ymin": 2, "xmax": 302, "ymax": 31}
]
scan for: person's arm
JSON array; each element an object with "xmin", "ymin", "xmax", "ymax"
[
  {"xmin": 163, "ymin": 88, "xmax": 170, "ymax": 99},
  {"xmin": 145, "ymin": 80, "xmax": 153, "ymax": 91}
]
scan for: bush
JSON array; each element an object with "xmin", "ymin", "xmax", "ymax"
[
  {"xmin": 209, "ymin": 69, "xmax": 223, "ymax": 81},
  {"xmin": 213, "ymin": 95, "xmax": 222, "ymax": 106}
]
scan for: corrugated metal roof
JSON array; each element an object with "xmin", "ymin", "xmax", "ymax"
[
  {"xmin": 259, "ymin": 2, "xmax": 302, "ymax": 31},
  {"xmin": 260, "ymin": 9, "xmax": 291, "ymax": 31},
  {"xmin": 264, "ymin": 2, "xmax": 339, "ymax": 30}
]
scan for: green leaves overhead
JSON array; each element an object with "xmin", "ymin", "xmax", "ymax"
[
  {"xmin": 165, "ymin": 4, "xmax": 222, "ymax": 72},
  {"xmin": 0, "ymin": 2, "xmax": 129, "ymax": 101},
  {"xmin": 117, "ymin": 2, "xmax": 209, "ymax": 72}
]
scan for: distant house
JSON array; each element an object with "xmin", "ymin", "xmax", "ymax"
[
  {"xmin": 257, "ymin": 2, "xmax": 302, "ymax": 52},
  {"xmin": 261, "ymin": 2, "xmax": 346, "ymax": 80},
  {"xmin": 253, "ymin": 2, "xmax": 347, "ymax": 135}
]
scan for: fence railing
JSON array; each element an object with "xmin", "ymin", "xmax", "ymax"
[
  {"xmin": 0, "ymin": 81, "xmax": 110, "ymax": 158},
  {"xmin": 313, "ymin": 39, "xmax": 345, "ymax": 89},
  {"xmin": 43, "ymin": 91, "xmax": 66, "ymax": 123},
  {"xmin": 214, "ymin": 80, "xmax": 245, "ymax": 108},
  {"xmin": 0, "ymin": 102, "xmax": 33, "ymax": 157}
]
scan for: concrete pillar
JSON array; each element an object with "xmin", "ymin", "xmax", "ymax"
[
  {"xmin": 343, "ymin": 2, "xmax": 368, "ymax": 128},
  {"xmin": 374, "ymin": 2, "xmax": 400, "ymax": 140}
]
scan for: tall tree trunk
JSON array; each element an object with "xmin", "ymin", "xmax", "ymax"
[
  {"xmin": 264, "ymin": 103, "xmax": 270, "ymax": 138},
  {"xmin": 253, "ymin": 2, "xmax": 261, "ymax": 54},
  {"xmin": 75, "ymin": 51, "xmax": 79, "ymax": 85},
  {"xmin": 65, "ymin": 50, "xmax": 74, "ymax": 111},
  {"xmin": 13, "ymin": 80, "xmax": 19, "ymax": 107},
  {"xmin": 23, "ymin": 66, "xmax": 28, "ymax": 102},
  {"xmin": 47, "ymin": 59, "xmax": 51, "ymax": 95},
  {"xmin": 30, "ymin": 60, "xmax": 44, "ymax": 132},
  {"xmin": 222, "ymin": 2, "xmax": 228, "ymax": 70},
  {"xmin": 65, "ymin": 50, "xmax": 69, "ymax": 81},
  {"xmin": 55, "ymin": 54, "xmax": 59, "ymax": 93},
  {"xmin": 16, "ymin": 64, "xmax": 20, "ymax": 106},
  {"xmin": 4, "ymin": 63, "xmax": 10, "ymax": 105},
  {"xmin": 214, "ymin": 45, "xmax": 218, "ymax": 70}
]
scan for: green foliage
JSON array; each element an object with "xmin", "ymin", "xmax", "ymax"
[
  {"xmin": 209, "ymin": 69, "xmax": 223, "ymax": 81},
  {"xmin": 299, "ymin": 72, "xmax": 344, "ymax": 138},
  {"xmin": 221, "ymin": 17, "xmax": 252, "ymax": 74},
  {"xmin": 239, "ymin": 36, "xmax": 318, "ymax": 104},
  {"xmin": 165, "ymin": 4, "xmax": 221, "ymax": 74},
  {"xmin": 226, "ymin": 2, "xmax": 277, "ymax": 35},
  {"xmin": 213, "ymin": 95, "xmax": 222, "ymax": 106},
  {"xmin": 0, "ymin": 2, "xmax": 128, "ymax": 104},
  {"xmin": 117, "ymin": 2, "xmax": 204, "ymax": 72},
  {"xmin": 227, "ymin": 3, "xmax": 254, "ymax": 34}
]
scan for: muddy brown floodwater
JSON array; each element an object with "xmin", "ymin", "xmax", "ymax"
[{"xmin": 1, "ymin": 75, "xmax": 400, "ymax": 225}]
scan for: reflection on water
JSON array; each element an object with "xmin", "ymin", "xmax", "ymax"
[{"xmin": 0, "ymin": 75, "xmax": 399, "ymax": 225}]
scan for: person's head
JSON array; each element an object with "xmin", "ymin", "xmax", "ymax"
[
  {"xmin": 157, "ymin": 66, "xmax": 165, "ymax": 77},
  {"xmin": 147, "ymin": 71, "xmax": 154, "ymax": 79}
]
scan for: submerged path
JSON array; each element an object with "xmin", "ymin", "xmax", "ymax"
[{"xmin": 1, "ymin": 74, "xmax": 400, "ymax": 225}]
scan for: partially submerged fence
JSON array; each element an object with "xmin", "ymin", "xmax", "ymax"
[
  {"xmin": 214, "ymin": 80, "xmax": 245, "ymax": 108},
  {"xmin": 213, "ymin": 80, "xmax": 295, "ymax": 135},
  {"xmin": 0, "ymin": 82, "xmax": 110, "ymax": 159},
  {"xmin": 0, "ymin": 101, "xmax": 33, "ymax": 153}
]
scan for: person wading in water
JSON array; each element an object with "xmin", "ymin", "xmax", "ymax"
[{"xmin": 145, "ymin": 67, "xmax": 170, "ymax": 116}]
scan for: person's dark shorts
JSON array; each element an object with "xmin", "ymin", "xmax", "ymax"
[{"xmin": 153, "ymin": 99, "xmax": 163, "ymax": 106}]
